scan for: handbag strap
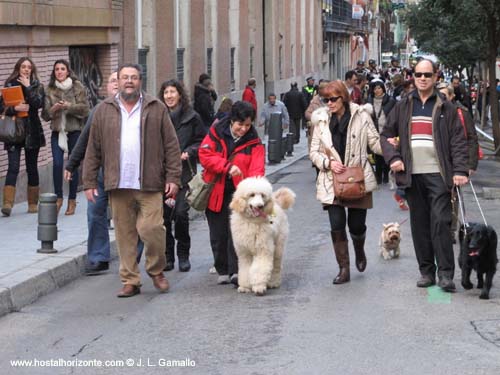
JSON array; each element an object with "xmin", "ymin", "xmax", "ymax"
[{"xmin": 186, "ymin": 157, "xmax": 196, "ymax": 177}]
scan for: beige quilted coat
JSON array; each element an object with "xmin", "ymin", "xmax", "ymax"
[{"xmin": 309, "ymin": 103, "xmax": 382, "ymax": 205}]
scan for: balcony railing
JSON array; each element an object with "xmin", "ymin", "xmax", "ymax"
[{"xmin": 323, "ymin": 0, "xmax": 369, "ymax": 34}]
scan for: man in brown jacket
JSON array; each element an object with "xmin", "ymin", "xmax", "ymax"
[{"xmin": 83, "ymin": 64, "xmax": 181, "ymax": 297}]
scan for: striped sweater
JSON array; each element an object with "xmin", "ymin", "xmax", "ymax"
[{"xmin": 411, "ymin": 93, "xmax": 440, "ymax": 174}]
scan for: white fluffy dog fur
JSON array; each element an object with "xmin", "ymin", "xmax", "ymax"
[
  {"xmin": 230, "ymin": 177, "xmax": 296, "ymax": 296},
  {"xmin": 379, "ymin": 222, "xmax": 401, "ymax": 260}
]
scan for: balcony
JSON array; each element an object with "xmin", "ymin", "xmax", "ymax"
[{"xmin": 323, "ymin": 0, "xmax": 369, "ymax": 34}]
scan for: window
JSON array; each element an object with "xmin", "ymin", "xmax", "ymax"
[
  {"xmin": 250, "ymin": 46, "xmax": 254, "ymax": 77},
  {"xmin": 176, "ymin": 48, "xmax": 185, "ymax": 81},
  {"xmin": 138, "ymin": 48, "xmax": 148, "ymax": 91},
  {"xmin": 230, "ymin": 47, "xmax": 236, "ymax": 91},
  {"xmin": 207, "ymin": 48, "xmax": 213, "ymax": 78}
]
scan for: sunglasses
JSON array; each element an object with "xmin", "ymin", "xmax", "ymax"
[
  {"xmin": 322, "ymin": 96, "xmax": 342, "ymax": 104},
  {"xmin": 414, "ymin": 72, "xmax": 434, "ymax": 78}
]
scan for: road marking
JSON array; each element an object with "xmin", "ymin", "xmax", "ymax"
[{"xmin": 427, "ymin": 286, "xmax": 452, "ymax": 304}]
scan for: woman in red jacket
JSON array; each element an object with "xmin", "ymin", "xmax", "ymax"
[{"xmin": 198, "ymin": 101, "xmax": 265, "ymax": 286}]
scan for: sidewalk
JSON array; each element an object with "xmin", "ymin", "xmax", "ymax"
[{"xmin": 0, "ymin": 132, "xmax": 310, "ymax": 317}]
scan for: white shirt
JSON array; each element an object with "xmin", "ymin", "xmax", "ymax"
[{"xmin": 116, "ymin": 94, "xmax": 142, "ymax": 189}]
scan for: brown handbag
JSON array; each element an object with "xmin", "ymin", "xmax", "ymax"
[{"xmin": 333, "ymin": 165, "xmax": 366, "ymax": 200}]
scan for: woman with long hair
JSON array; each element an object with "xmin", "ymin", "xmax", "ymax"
[
  {"xmin": 158, "ymin": 79, "xmax": 206, "ymax": 272},
  {"xmin": 42, "ymin": 59, "xmax": 89, "ymax": 215},
  {"xmin": 310, "ymin": 80, "xmax": 382, "ymax": 285},
  {"xmin": 0, "ymin": 57, "xmax": 46, "ymax": 216}
]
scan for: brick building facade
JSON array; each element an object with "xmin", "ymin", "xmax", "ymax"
[
  {"xmin": 0, "ymin": 0, "xmax": 124, "ymax": 201},
  {"xmin": 0, "ymin": 0, "xmax": 323, "ymax": 203}
]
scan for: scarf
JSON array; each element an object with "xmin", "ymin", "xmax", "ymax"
[{"xmin": 54, "ymin": 77, "xmax": 73, "ymax": 152}]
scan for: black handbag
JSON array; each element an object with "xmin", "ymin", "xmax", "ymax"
[{"xmin": 0, "ymin": 112, "xmax": 25, "ymax": 144}]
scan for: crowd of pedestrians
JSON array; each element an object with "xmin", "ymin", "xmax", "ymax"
[{"xmin": 0, "ymin": 54, "xmax": 482, "ymax": 297}]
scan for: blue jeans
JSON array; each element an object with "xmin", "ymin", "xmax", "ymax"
[
  {"xmin": 51, "ymin": 131, "xmax": 80, "ymax": 199},
  {"xmin": 86, "ymin": 169, "xmax": 110, "ymax": 264}
]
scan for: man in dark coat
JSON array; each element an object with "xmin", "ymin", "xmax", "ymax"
[
  {"xmin": 193, "ymin": 73, "xmax": 218, "ymax": 130},
  {"xmin": 381, "ymin": 59, "xmax": 468, "ymax": 293},
  {"xmin": 283, "ymin": 82, "xmax": 307, "ymax": 144}
]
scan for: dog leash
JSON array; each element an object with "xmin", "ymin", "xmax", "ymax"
[{"xmin": 456, "ymin": 180, "xmax": 488, "ymax": 236}]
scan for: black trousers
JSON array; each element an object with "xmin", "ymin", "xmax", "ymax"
[
  {"xmin": 205, "ymin": 187, "xmax": 238, "ymax": 276},
  {"xmin": 164, "ymin": 186, "xmax": 190, "ymax": 262},
  {"xmin": 374, "ymin": 154, "xmax": 389, "ymax": 184},
  {"xmin": 327, "ymin": 205, "xmax": 367, "ymax": 235},
  {"xmin": 406, "ymin": 173, "xmax": 454, "ymax": 279},
  {"xmin": 289, "ymin": 117, "xmax": 301, "ymax": 144},
  {"xmin": 5, "ymin": 145, "xmax": 40, "ymax": 187}
]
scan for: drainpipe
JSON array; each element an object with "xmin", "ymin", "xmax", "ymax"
[
  {"xmin": 262, "ymin": 0, "xmax": 267, "ymax": 99},
  {"xmin": 137, "ymin": 0, "xmax": 142, "ymax": 49}
]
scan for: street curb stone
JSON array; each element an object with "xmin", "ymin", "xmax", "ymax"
[{"xmin": 482, "ymin": 187, "xmax": 500, "ymax": 200}]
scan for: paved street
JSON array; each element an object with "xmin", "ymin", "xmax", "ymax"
[{"xmin": 0, "ymin": 157, "xmax": 499, "ymax": 375}]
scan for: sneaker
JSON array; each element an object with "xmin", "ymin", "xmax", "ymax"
[
  {"xmin": 416, "ymin": 275, "xmax": 436, "ymax": 288},
  {"xmin": 209, "ymin": 266, "xmax": 217, "ymax": 274},
  {"xmin": 217, "ymin": 275, "xmax": 230, "ymax": 284},
  {"xmin": 438, "ymin": 276, "xmax": 456, "ymax": 292},
  {"xmin": 393, "ymin": 192, "xmax": 409, "ymax": 211},
  {"xmin": 230, "ymin": 273, "xmax": 238, "ymax": 286},
  {"xmin": 85, "ymin": 261, "xmax": 109, "ymax": 276}
]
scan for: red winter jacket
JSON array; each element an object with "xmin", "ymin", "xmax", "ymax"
[
  {"xmin": 242, "ymin": 86, "xmax": 257, "ymax": 112},
  {"xmin": 198, "ymin": 118, "xmax": 265, "ymax": 212}
]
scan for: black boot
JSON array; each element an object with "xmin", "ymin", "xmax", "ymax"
[
  {"xmin": 331, "ymin": 230, "xmax": 350, "ymax": 284},
  {"xmin": 178, "ymin": 258, "xmax": 191, "ymax": 272},
  {"xmin": 351, "ymin": 231, "xmax": 367, "ymax": 272}
]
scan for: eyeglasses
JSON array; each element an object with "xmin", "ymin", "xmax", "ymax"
[
  {"xmin": 322, "ymin": 96, "xmax": 342, "ymax": 104},
  {"xmin": 414, "ymin": 72, "xmax": 434, "ymax": 78}
]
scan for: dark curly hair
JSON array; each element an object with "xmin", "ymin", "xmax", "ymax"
[{"xmin": 158, "ymin": 79, "xmax": 191, "ymax": 113}]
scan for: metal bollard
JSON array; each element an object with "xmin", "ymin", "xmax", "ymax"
[
  {"xmin": 268, "ymin": 139, "xmax": 281, "ymax": 164},
  {"xmin": 268, "ymin": 113, "xmax": 283, "ymax": 163},
  {"xmin": 107, "ymin": 203, "xmax": 113, "ymax": 230},
  {"xmin": 37, "ymin": 193, "xmax": 58, "ymax": 254},
  {"xmin": 286, "ymin": 133, "xmax": 294, "ymax": 156}
]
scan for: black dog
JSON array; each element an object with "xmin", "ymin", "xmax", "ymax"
[{"xmin": 458, "ymin": 222, "xmax": 498, "ymax": 299}]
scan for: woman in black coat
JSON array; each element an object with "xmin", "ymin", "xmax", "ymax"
[
  {"xmin": 367, "ymin": 79, "xmax": 396, "ymax": 185},
  {"xmin": 0, "ymin": 57, "xmax": 45, "ymax": 216},
  {"xmin": 158, "ymin": 79, "xmax": 207, "ymax": 272}
]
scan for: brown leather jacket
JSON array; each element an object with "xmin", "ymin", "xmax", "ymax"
[{"xmin": 83, "ymin": 93, "xmax": 181, "ymax": 192}]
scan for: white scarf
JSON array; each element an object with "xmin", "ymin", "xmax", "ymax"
[{"xmin": 55, "ymin": 77, "xmax": 73, "ymax": 152}]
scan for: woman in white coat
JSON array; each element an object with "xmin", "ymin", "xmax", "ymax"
[{"xmin": 310, "ymin": 80, "xmax": 382, "ymax": 285}]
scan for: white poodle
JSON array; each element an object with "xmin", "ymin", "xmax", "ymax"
[{"xmin": 230, "ymin": 177, "xmax": 296, "ymax": 296}]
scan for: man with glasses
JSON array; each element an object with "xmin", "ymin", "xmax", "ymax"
[
  {"xmin": 380, "ymin": 59, "xmax": 469, "ymax": 293},
  {"xmin": 344, "ymin": 70, "xmax": 363, "ymax": 104},
  {"xmin": 83, "ymin": 64, "xmax": 182, "ymax": 298}
]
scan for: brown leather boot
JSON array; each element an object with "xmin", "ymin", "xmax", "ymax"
[
  {"xmin": 2, "ymin": 185, "xmax": 16, "ymax": 217},
  {"xmin": 56, "ymin": 198, "xmax": 63, "ymax": 215},
  {"xmin": 331, "ymin": 230, "xmax": 350, "ymax": 284},
  {"xmin": 351, "ymin": 231, "xmax": 367, "ymax": 272},
  {"xmin": 65, "ymin": 199, "xmax": 76, "ymax": 215},
  {"xmin": 27, "ymin": 186, "xmax": 39, "ymax": 213}
]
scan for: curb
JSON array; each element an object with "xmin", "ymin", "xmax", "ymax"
[
  {"xmin": 0, "ymin": 147, "xmax": 309, "ymax": 318},
  {"xmin": 0, "ymin": 242, "xmax": 118, "ymax": 318}
]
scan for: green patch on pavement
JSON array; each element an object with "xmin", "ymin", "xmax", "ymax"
[{"xmin": 427, "ymin": 286, "xmax": 452, "ymax": 304}]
